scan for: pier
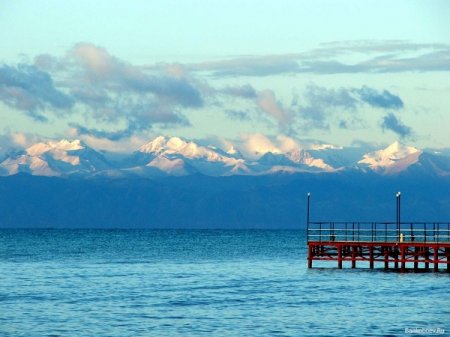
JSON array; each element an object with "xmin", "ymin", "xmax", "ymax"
[{"xmin": 306, "ymin": 193, "xmax": 450, "ymax": 272}]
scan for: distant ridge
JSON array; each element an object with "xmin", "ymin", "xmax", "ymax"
[{"xmin": 0, "ymin": 172, "xmax": 448, "ymax": 228}]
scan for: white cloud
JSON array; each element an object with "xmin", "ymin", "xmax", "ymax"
[
  {"xmin": 276, "ymin": 135, "xmax": 301, "ymax": 152},
  {"xmin": 67, "ymin": 127, "xmax": 149, "ymax": 152},
  {"xmin": 256, "ymin": 90, "xmax": 292, "ymax": 125},
  {"xmin": 238, "ymin": 133, "xmax": 281, "ymax": 159},
  {"xmin": 11, "ymin": 132, "xmax": 28, "ymax": 147}
]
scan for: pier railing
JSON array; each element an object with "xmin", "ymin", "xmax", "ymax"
[{"xmin": 307, "ymin": 222, "xmax": 450, "ymax": 243}]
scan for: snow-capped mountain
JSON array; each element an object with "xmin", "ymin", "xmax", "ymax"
[
  {"xmin": 129, "ymin": 136, "xmax": 249, "ymax": 176},
  {"xmin": 286, "ymin": 149, "xmax": 334, "ymax": 171},
  {"xmin": 358, "ymin": 141, "xmax": 450, "ymax": 176},
  {"xmin": 0, "ymin": 139, "xmax": 112, "ymax": 176},
  {"xmin": 137, "ymin": 136, "xmax": 242, "ymax": 162},
  {"xmin": 147, "ymin": 156, "xmax": 196, "ymax": 176},
  {"xmin": 0, "ymin": 138, "xmax": 448, "ymax": 178},
  {"xmin": 358, "ymin": 141, "xmax": 421, "ymax": 174},
  {"xmin": 257, "ymin": 149, "xmax": 334, "ymax": 173}
]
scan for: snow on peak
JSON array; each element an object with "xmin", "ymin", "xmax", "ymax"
[
  {"xmin": 26, "ymin": 139, "xmax": 85, "ymax": 156},
  {"xmin": 227, "ymin": 146, "xmax": 238, "ymax": 155},
  {"xmin": 286, "ymin": 149, "xmax": 334, "ymax": 171},
  {"xmin": 166, "ymin": 137, "xmax": 187, "ymax": 150},
  {"xmin": 138, "ymin": 136, "xmax": 168, "ymax": 153},
  {"xmin": 147, "ymin": 156, "xmax": 189, "ymax": 176},
  {"xmin": 383, "ymin": 141, "xmax": 419, "ymax": 158},
  {"xmin": 26, "ymin": 143, "xmax": 52, "ymax": 156},
  {"xmin": 286, "ymin": 149, "xmax": 311, "ymax": 163},
  {"xmin": 358, "ymin": 141, "xmax": 421, "ymax": 169},
  {"xmin": 138, "ymin": 136, "xmax": 190, "ymax": 154},
  {"xmin": 138, "ymin": 136, "xmax": 242, "ymax": 166}
]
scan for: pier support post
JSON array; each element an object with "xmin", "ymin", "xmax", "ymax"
[
  {"xmin": 424, "ymin": 248, "xmax": 430, "ymax": 270},
  {"xmin": 394, "ymin": 248, "xmax": 399, "ymax": 269},
  {"xmin": 433, "ymin": 247, "xmax": 439, "ymax": 272},
  {"xmin": 308, "ymin": 244, "xmax": 313, "ymax": 268},
  {"xmin": 384, "ymin": 247, "xmax": 389, "ymax": 269},
  {"xmin": 414, "ymin": 246, "xmax": 419, "ymax": 271},
  {"xmin": 400, "ymin": 245, "xmax": 406, "ymax": 272},
  {"xmin": 337, "ymin": 245, "xmax": 342, "ymax": 269},
  {"xmin": 369, "ymin": 246, "xmax": 374, "ymax": 269},
  {"xmin": 352, "ymin": 246, "xmax": 356, "ymax": 268}
]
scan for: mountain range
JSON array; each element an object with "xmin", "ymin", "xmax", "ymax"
[
  {"xmin": 0, "ymin": 136, "xmax": 448, "ymax": 228},
  {"xmin": 1, "ymin": 136, "xmax": 449, "ymax": 178}
]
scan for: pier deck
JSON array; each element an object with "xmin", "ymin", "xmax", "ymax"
[{"xmin": 307, "ymin": 222, "xmax": 450, "ymax": 272}]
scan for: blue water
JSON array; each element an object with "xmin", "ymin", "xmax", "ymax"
[{"xmin": 0, "ymin": 230, "xmax": 449, "ymax": 336}]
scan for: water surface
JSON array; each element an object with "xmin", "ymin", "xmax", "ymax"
[{"xmin": 0, "ymin": 229, "xmax": 448, "ymax": 336}]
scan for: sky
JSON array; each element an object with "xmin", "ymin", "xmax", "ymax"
[{"xmin": 1, "ymin": 0, "xmax": 450, "ymax": 153}]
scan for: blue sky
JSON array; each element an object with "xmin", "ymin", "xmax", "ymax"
[{"xmin": 1, "ymin": 0, "xmax": 449, "ymax": 152}]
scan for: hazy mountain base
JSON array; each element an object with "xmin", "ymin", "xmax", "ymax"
[{"xmin": 1, "ymin": 173, "xmax": 449, "ymax": 228}]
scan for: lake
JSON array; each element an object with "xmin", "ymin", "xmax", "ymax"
[{"xmin": 0, "ymin": 229, "xmax": 448, "ymax": 336}]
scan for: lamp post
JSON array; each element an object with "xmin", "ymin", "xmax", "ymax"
[
  {"xmin": 306, "ymin": 193, "xmax": 311, "ymax": 242},
  {"xmin": 396, "ymin": 192, "xmax": 401, "ymax": 241}
]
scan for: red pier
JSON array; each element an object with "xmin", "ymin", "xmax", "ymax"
[
  {"xmin": 308, "ymin": 238, "xmax": 450, "ymax": 272},
  {"xmin": 306, "ymin": 193, "xmax": 450, "ymax": 272}
]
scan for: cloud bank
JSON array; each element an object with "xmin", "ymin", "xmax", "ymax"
[
  {"xmin": 0, "ymin": 43, "xmax": 205, "ymax": 140},
  {"xmin": 0, "ymin": 64, "xmax": 74, "ymax": 121},
  {"xmin": 188, "ymin": 41, "xmax": 450, "ymax": 77},
  {"xmin": 0, "ymin": 40, "xmax": 431, "ymax": 145}
]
